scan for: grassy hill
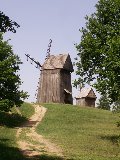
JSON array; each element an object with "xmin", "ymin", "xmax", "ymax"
[
  {"xmin": 37, "ymin": 103, "xmax": 120, "ymax": 160},
  {"xmin": 0, "ymin": 103, "xmax": 120, "ymax": 160}
]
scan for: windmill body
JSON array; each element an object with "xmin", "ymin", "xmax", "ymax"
[{"xmin": 37, "ymin": 53, "xmax": 73, "ymax": 104}]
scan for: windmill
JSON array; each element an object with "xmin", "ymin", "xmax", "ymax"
[
  {"xmin": 25, "ymin": 39, "xmax": 52, "ymax": 100},
  {"xmin": 25, "ymin": 39, "xmax": 73, "ymax": 104}
]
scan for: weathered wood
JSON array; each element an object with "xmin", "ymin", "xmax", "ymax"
[
  {"xmin": 76, "ymin": 88, "xmax": 96, "ymax": 107},
  {"xmin": 37, "ymin": 54, "xmax": 73, "ymax": 104}
]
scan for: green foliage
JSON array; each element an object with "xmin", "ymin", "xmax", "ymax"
[
  {"xmin": 0, "ymin": 11, "xmax": 27, "ymax": 111},
  {"xmin": 97, "ymin": 94, "xmax": 111, "ymax": 110},
  {"xmin": 74, "ymin": 0, "xmax": 120, "ymax": 105},
  {"xmin": 0, "ymin": 33, "xmax": 28, "ymax": 111},
  {"xmin": 37, "ymin": 103, "xmax": 120, "ymax": 160},
  {"xmin": 0, "ymin": 11, "xmax": 20, "ymax": 33}
]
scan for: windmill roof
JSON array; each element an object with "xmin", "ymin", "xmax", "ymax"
[
  {"xmin": 75, "ymin": 88, "xmax": 96, "ymax": 99},
  {"xmin": 42, "ymin": 54, "xmax": 74, "ymax": 72}
]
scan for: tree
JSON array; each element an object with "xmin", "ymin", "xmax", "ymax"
[
  {"xmin": 97, "ymin": 94, "xmax": 111, "ymax": 110},
  {"xmin": 0, "ymin": 11, "xmax": 28, "ymax": 111},
  {"xmin": 0, "ymin": 11, "xmax": 20, "ymax": 33},
  {"xmin": 0, "ymin": 33, "xmax": 28, "ymax": 111},
  {"xmin": 74, "ymin": 0, "xmax": 120, "ymax": 105}
]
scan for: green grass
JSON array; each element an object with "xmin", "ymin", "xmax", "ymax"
[
  {"xmin": 0, "ymin": 102, "xmax": 120, "ymax": 160},
  {"xmin": 0, "ymin": 102, "xmax": 34, "ymax": 160},
  {"xmin": 37, "ymin": 103, "xmax": 120, "ymax": 160},
  {"xmin": 18, "ymin": 102, "xmax": 35, "ymax": 119},
  {"xmin": 0, "ymin": 102, "xmax": 64, "ymax": 160}
]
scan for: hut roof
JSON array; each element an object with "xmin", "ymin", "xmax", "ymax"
[
  {"xmin": 76, "ymin": 88, "xmax": 96, "ymax": 99},
  {"xmin": 42, "ymin": 54, "xmax": 74, "ymax": 72}
]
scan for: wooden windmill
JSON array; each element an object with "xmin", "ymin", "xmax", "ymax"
[{"xmin": 25, "ymin": 39, "xmax": 74, "ymax": 104}]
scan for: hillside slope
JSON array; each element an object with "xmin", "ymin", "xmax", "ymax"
[
  {"xmin": 0, "ymin": 103, "xmax": 35, "ymax": 160},
  {"xmin": 37, "ymin": 103, "xmax": 120, "ymax": 160}
]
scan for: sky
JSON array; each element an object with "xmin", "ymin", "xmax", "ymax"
[{"xmin": 1, "ymin": 0, "xmax": 99, "ymax": 104}]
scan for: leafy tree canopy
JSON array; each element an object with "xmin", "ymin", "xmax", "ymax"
[
  {"xmin": 74, "ymin": 0, "xmax": 120, "ymax": 105},
  {"xmin": 0, "ymin": 33, "xmax": 28, "ymax": 111},
  {"xmin": 0, "ymin": 11, "xmax": 20, "ymax": 33},
  {"xmin": 0, "ymin": 11, "xmax": 28, "ymax": 111}
]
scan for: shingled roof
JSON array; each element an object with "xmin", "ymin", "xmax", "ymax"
[
  {"xmin": 42, "ymin": 54, "xmax": 74, "ymax": 72},
  {"xmin": 76, "ymin": 88, "xmax": 96, "ymax": 99}
]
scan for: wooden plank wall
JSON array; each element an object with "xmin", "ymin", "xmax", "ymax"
[
  {"xmin": 76, "ymin": 99, "xmax": 85, "ymax": 106},
  {"xmin": 37, "ymin": 68, "xmax": 73, "ymax": 104},
  {"xmin": 37, "ymin": 69, "xmax": 61, "ymax": 103},
  {"xmin": 60, "ymin": 69, "xmax": 73, "ymax": 104},
  {"xmin": 85, "ymin": 97, "xmax": 95, "ymax": 107},
  {"xmin": 76, "ymin": 98, "xmax": 95, "ymax": 107}
]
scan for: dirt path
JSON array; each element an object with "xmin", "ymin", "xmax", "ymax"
[{"xmin": 16, "ymin": 105, "xmax": 63, "ymax": 158}]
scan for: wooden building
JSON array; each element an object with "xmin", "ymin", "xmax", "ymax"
[
  {"xmin": 75, "ymin": 88, "xmax": 96, "ymax": 107},
  {"xmin": 37, "ymin": 54, "xmax": 74, "ymax": 104}
]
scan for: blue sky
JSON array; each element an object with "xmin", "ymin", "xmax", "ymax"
[{"xmin": 1, "ymin": 0, "xmax": 99, "ymax": 103}]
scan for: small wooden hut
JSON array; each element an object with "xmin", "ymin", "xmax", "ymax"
[
  {"xmin": 37, "ymin": 53, "xmax": 74, "ymax": 104},
  {"xmin": 75, "ymin": 88, "xmax": 96, "ymax": 107}
]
